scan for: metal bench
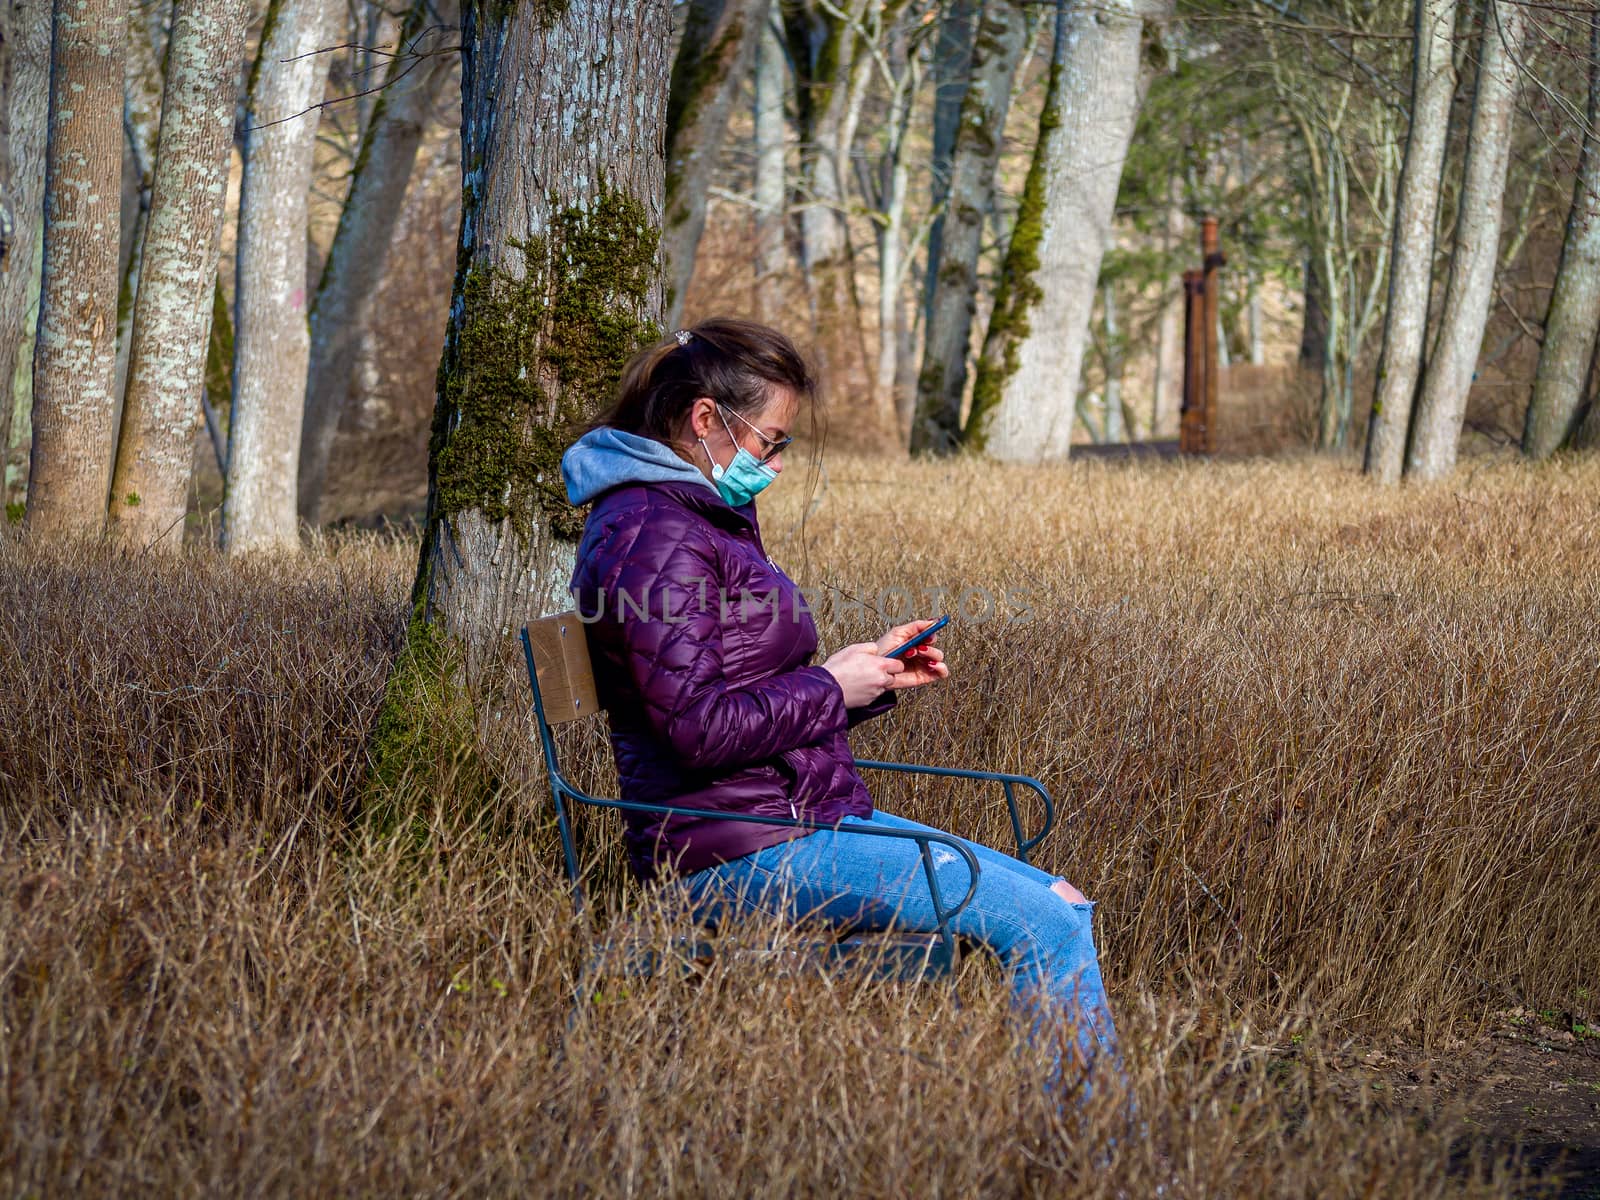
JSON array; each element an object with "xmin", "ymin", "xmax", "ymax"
[{"xmin": 520, "ymin": 612, "xmax": 1058, "ymax": 981}]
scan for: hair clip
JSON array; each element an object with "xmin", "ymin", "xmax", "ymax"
[{"xmin": 674, "ymin": 329, "xmax": 692, "ymax": 346}]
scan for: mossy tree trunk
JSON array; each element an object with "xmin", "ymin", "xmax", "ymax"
[
  {"xmin": 410, "ymin": 0, "xmax": 670, "ymax": 689},
  {"xmin": 1522, "ymin": 12, "xmax": 1600, "ymax": 460},
  {"xmin": 0, "ymin": 0, "xmax": 51, "ymax": 485},
  {"xmin": 297, "ymin": 0, "xmax": 460, "ymax": 526},
  {"xmin": 106, "ymin": 0, "xmax": 250, "ymax": 549},
  {"xmin": 223, "ymin": 0, "xmax": 339, "ymax": 553},
  {"xmin": 965, "ymin": 0, "xmax": 1167, "ymax": 461},
  {"xmin": 25, "ymin": 0, "xmax": 126, "ymax": 536},
  {"xmin": 1406, "ymin": 0, "xmax": 1525, "ymax": 481},
  {"xmin": 1363, "ymin": 0, "xmax": 1457, "ymax": 484},
  {"xmin": 662, "ymin": 0, "xmax": 767, "ymax": 330},
  {"xmin": 912, "ymin": 0, "xmax": 1025, "ymax": 454}
]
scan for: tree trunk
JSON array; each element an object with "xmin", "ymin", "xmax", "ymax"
[
  {"xmin": 0, "ymin": 0, "xmax": 50, "ymax": 489},
  {"xmin": 1522, "ymin": 13, "xmax": 1600, "ymax": 459},
  {"xmin": 297, "ymin": 0, "xmax": 459, "ymax": 526},
  {"xmin": 911, "ymin": 0, "xmax": 1024, "ymax": 453},
  {"xmin": 1406, "ymin": 0, "xmax": 1525, "ymax": 480},
  {"xmin": 1364, "ymin": 0, "xmax": 1457, "ymax": 483},
  {"xmin": 662, "ymin": 0, "xmax": 767, "ymax": 329},
  {"xmin": 115, "ymin": 9, "xmax": 163, "ymax": 402},
  {"xmin": 1102, "ymin": 281, "xmax": 1124, "ymax": 441},
  {"xmin": 752, "ymin": 15, "xmax": 786, "ymax": 322},
  {"xmin": 919, "ymin": 0, "xmax": 978, "ymax": 336},
  {"xmin": 24, "ymin": 0, "xmax": 125, "ymax": 535},
  {"xmin": 106, "ymin": 0, "xmax": 250, "ymax": 548},
  {"xmin": 411, "ymin": 0, "xmax": 670, "ymax": 682},
  {"xmin": 786, "ymin": 0, "xmax": 876, "ymax": 427},
  {"xmin": 966, "ymin": 0, "xmax": 1166, "ymax": 461},
  {"xmin": 223, "ymin": 0, "xmax": 338, "ymax": 552}
]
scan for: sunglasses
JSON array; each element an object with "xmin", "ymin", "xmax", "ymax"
[{"xmin": 718, "ymin": 403, "xmax": 793, "ymax": 465}]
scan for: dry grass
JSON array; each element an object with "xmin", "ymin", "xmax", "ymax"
[{"xmin": 2, "ymin": 453, "xmax": 1596, "ymax": 1196}]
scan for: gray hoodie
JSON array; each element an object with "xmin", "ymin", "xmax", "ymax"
[{"xmin": 560, "ymin": 427, "xmax": 719, "ymax": 506}]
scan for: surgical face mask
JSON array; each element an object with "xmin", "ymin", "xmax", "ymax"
[{"xmin": 700, "ymin": 408, "xmax": 778, "ymax": 506}]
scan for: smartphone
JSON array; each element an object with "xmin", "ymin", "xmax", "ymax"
[{"xmin": 884, "ymin": 614, "xmax": 950, "ymax": 660}]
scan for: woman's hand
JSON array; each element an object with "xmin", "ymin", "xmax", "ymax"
[
  {"xmin": 874, "ymin": 619, "xmax": 951, "ymax": 690},
  {"xmin": 821, "ymin": 642, "xmax": 905, "ymax": 708}
]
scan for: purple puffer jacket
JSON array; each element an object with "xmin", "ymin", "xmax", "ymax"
[{"xmin": 563, "ymin": 428, "xmax": 894, "ymax": 881}]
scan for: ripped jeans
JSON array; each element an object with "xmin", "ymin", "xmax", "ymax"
[{"xmin": 679, "ymin": 809, "xmax": 1119, "ymax": 1084}]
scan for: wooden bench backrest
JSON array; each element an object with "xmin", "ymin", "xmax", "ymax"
[{"xmin": 524, "ymin": 612, "xmax": 602, "ymax": 725}]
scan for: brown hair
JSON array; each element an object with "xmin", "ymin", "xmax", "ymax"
[{"xmin": 590, "ymin": 318, "xmax": 819, "ymax": 446}]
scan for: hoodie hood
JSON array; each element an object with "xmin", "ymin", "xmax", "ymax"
[{"xmin": 561, "ymin": 427, "xmax": 719, "ymax": 506}]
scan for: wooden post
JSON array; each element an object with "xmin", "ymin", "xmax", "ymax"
[
  {"xmin": 1201, "ymin": 215, "xmax": 1225, "ymax": 454},
  {"xmin": 1180, "ymin": 269, "xmax": 1204, "ymax": 453}
]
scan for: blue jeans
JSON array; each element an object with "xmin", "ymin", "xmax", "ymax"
[{"xmin": 679, "ymin": 809, "xmax": 1119, "ymax": 1082}]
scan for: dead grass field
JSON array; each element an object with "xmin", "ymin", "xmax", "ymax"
[{"xmin": 1, "ymin": 453, "xmax": 1597, "ymax": 1196}]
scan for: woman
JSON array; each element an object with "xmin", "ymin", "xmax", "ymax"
[{"xmin": 560, "ymin": 318, "xmax": 1117, "ymax": 1075}]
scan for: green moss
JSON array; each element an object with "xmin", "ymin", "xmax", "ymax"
[
  {"xmin": 430, "ymin": 185, "xmax": 660, "ymax": 543},
  {"xmin": 5, "ymin": 502, "xmax": 22, "ymax": 526},
  {"xmin": 964, "ymin": 58, "xmax": 1062, "ymax": 450},
  {"xmin": 364, "ymin": 609, "xmax": 487, "ymax": 832}
]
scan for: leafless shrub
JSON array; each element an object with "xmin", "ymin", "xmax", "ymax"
[{"xmin": 2, "ymin": 455, "xmax": 1595, "ymax": 1194}]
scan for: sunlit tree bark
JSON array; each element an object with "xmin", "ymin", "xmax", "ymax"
[
  {"xmin": 106, "ymin": 0, "xmax": 249, "ymax": 548},
  {"xmin": 223, "ymin": 0, "xmax": 339, "ymax": 552},
  {"xmin": 1407, "ymin": 0, "xmax": 1525, "ymax": 480},
  {"xmin": 752, "ymin": 16, "xmax": 787, "ymax": 321},
  {"xmin": 25, "ymin": 0, "xmax": 125, "ymax": 535},
  {"xmin": 1365, "ymin": 0, "xmax": 1458, "ymax": 483},
  {"xmin": 967, "ymin": 0, "xmax": 1168, "ymax": 461}
]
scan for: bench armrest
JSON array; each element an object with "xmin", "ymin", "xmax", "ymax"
[
  {"xmin": 552, "ymin": 781, "xmax": 980, "ymax": 958},
  {"xmin": 852, "ymin": 760, "xmax": 1056, "ymax": 866}
]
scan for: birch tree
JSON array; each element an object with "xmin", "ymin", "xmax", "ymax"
[
  {"xmin": 1364, "ymin": 0, "xmax": 1457, "ymax": 482},
  {"xmin": 404, "ymin": 0, "xmax": 670, "ymax": 684},
  {"xmin": 106, "ymin": 0, "xmax": 249, "ymax": 548},
  {"xmin": 967, "ymin": 0, "xmax": 1169, "ymax": 461},
  {"xmin": 1407, "ymin": 0, "xmax": 1526, "ymax": 479},
  {"xmin": 25, "ymin": 0, "xmax": 125, "ymax": 535},
  {"xmin": 297, "ymin": 0, "xmax": 458, "ymax": 525},
  {"xmin": 1522, "ymin": 12, "xmax": 1600, "ymax": 459},
  {"xmin": 0, "ymin": 0, "xmax": 50, "ymax": 484},
  {"xmin": 661, "ymin": 0, "xmax": 767, "ymax": 328},
  {"xmin": 912, "ymin": 0, "xmax": 1025, "ymax": 452},
  {"xmin": 223, "ymin": 0, "xmax": 339, "ymax": 552}
]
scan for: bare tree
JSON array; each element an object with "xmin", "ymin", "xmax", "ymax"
[
  {"xmin": 0, "ymin": 0, "xmax": 50, "ymax": 492},
  {"xmin": 297, "ymin": 0, "xmax": 459, "ymax": 525},
  {"xmin": 1407, "ymin": 0, "xmax": 1526, "ymax": 479},
  {"xmin": 752, "ymin": 16, "xmax": 788, "ymax": 321},
  {"xmin": 408, "ymin": 0, "xmax": 670, "ymax": 681},
  {"xmin": 116, "ymin": 11, "xmax": 164, "ymax": 401},
  {"xmin": 1365, "ymin": 0, "xmax": 1458, "ymax": 483},
  {"xmin": 919, "ymin": 0, "xmax": 977, "ymax": 335},
  {"xmin": 967, "ymin": 0, "xmax": 1169, "ymax": 461},
  {"xmin": 106, "ymin": 0, "xmax": 250, "ymax": 549},
  {"xmin": 25, "ymin": 0, "xmax": 125, "ymax": 535},
  {"xmin": 1523, "ymin": 12, "xmax": 1600, "ymax": 459},
  {"xmin": 662, "ymin": 0, "xmax": 768, "ymax": 328},
  {"xmin": 912, "ymin": 0, "xmax": 1025, "ymax": 452},
  {"xmin": 785, "ymin": 0, "xmax": 879, "ymax": 431},
  {"xmin": 223, "ymin": 0, "xmax": 339, "ymax": 552}
]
